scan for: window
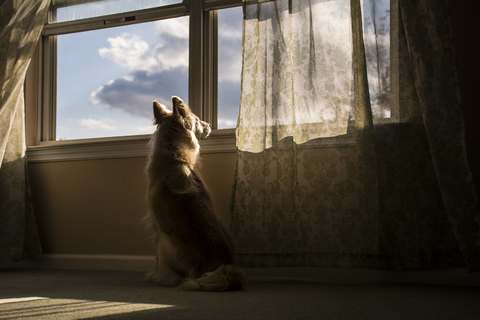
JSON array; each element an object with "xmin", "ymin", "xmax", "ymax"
[
  {"xmin": 29, "ymin": 0, "xmax": 394, "ymax": 162},
  {"xmin": 54, "ymin": 0, "xmax": 184, "ymax": 23},
  {"xmin": 56, "ymin": 17, "xmax": 189, "ymax": 140},
  {"xmin": 31, "ymin": 0, "xmax": 242, "ymax": 162}
]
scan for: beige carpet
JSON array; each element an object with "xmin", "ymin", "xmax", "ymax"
[{"xmin": 1, "ymin": 268, "xmax": 480, "ymax": 319}]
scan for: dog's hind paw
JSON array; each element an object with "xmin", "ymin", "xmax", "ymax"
[{"xmin": 144, "ymin": 269, "xmax": 183, "ymax": 287}]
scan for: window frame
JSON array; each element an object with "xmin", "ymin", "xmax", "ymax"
[
  {"xmin": 28, "ymin": 0, "xmax": 242, "ymax": 163},
  {"xmin": 27, "ymin": 0, "xmax": 398, "ymax": 163}
]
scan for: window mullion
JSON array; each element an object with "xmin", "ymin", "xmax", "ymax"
[
  {"xmin": 202, "ymin": 10, "xmax": 218, "ymax": 129},
  {"xmin": 41, "ymin": 35, "xmax": 57, "ymax": 142},
  {"xmin": 40, "ymin": 5, "xmax": 57, "ymax": 142}
]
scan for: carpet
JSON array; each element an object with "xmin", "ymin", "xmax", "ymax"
[{"xmin": 1, "ymin": 269, "xmax": 480, "ymax": 319}]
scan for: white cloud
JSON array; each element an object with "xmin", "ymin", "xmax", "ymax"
[
  {"xmin": 218, "ymin": 118, "xmax": 237, "ymax": 129},
  {"xmin": 97, "ymin": 17, "xmax": 189, "ymax": 75},
  {"xmin": 79, "ymin": 118, "xmax": 117, "ymax": 131},
  {"xmin": 152, "ymin": 17, "xmax": 189, "ymax": 71},
  {"xmin": 219, "ymin": 28, "xmax": 242, "ymax": 39},
  {"xmin": 217, "ymin": 7, "xmax": 243, "ymax": 83},
  {"xmin": 137, "ymin": 125, "xmax": 156, "ymax": 133},
  {"xmin": 152, "ymin": 44, "xmax": 189, "ymax": 72},
  {"xmin": 98, "ymin": 34, "xmax": 158, "ymax": 73},
  {"xmin": 218, "ymin": 54, "xmax": 242, "ymax": 83},
  {"xmin": 155, "ymin": 18, "xmax": 189, "ymax": 40},
  {"xmin": 90, "ymin": 15, "xmax": 241, "ymax": 121}
]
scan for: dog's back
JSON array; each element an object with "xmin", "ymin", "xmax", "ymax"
[
  {"xmin": 154, "ymin": 176, "xmax": 235, "ymax": 275},
  {"xmin": 145, "ymin": 97, "xmax": 245, "ymax": 291}
]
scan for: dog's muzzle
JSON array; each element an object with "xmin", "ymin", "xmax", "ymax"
[{"xmin": 200, "ymin": 123, "xmax": 211, "ymax": 140}]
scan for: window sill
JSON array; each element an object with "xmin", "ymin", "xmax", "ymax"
[
  {"xmin": 26, "ymin": 122, "xmax": 409, "ymax": 163},
  {"xmin": 26, "ymin": 129, "xmax": 237, "ymax": 163}
]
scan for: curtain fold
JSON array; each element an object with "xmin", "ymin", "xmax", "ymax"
[
  {"xmin": 0, "ymin": 0, "xmax": 50, "ymax": 261},
  {"xmin": 231, "ymin": 0, "xmax": 480, "ymax": 271},
  {"xmin": 398, "ymin": 0, "xmax": 480, "ymax": 272}
]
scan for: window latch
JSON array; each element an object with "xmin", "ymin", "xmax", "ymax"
[{"xmin": 104, "ymin": 16, "xmax": 136, "ymax": 25}]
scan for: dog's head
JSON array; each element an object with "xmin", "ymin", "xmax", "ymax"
[{"xmin": 153, "ymin": 96, "xmax": 211, "ymax": 142}]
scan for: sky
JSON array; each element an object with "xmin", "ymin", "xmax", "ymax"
[{"xmin": 56, "ymin": 2, "xmax": 242, "ymax": 140}]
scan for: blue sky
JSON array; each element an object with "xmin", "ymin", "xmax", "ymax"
[{"xmin": 56, "ymin": 3, "xmax": 242, "ymax": 140}]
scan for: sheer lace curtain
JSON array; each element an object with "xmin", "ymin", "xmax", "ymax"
[
  {"xmin": 231, "ymin": 0, "xmax": 480, "ymax": 271},
  {"xmin": 237, "ymin": 0, "xmax": 353, "ymax": 152},
  {"xmin": 0, "ymin": 0, "xmax": 49, "ymax": 261}
]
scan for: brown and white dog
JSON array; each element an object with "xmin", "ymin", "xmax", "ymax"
[{"xmin": 144, "ymin": 96, "xmax": 245, "ymax": 291}]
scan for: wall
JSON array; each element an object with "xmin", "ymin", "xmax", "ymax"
[
  {"xmin": 27, "ymin": 154, "xmax": 236, "ymax": 256},
  {"xmin": 24, "ymin": 0, "xmax": 480, "ymax": 257}
]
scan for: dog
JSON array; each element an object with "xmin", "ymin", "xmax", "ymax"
[{"xmin": 144, "ymin": 96, "xmax": 245, "ymax": 291}]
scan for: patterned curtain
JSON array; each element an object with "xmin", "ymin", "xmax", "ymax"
[
  {"xmin": 237, "ymin": 0, "xmax": 352, "ymax": 153},
  {"xmin": 398, "ymin": 0, "xmax": 480, "ymax": 272},
  {"xmin": 0, "ymin": 0, "xmax": 49, "ymax": 261},
  {"xmin": 231, "ymin": 0, "xmax": 480, "ymax": 271}
]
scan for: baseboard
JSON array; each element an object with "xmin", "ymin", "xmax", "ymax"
[
  {"xmin": 2, "ymin": 254, "xmax": 479, "ymax": 287},
  {"xmin": 0, "ymin": 254, "xmax": 156, "ymax": 272}
]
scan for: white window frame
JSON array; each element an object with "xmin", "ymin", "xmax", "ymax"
[
  {"xmin": 27, "ymin": 0, "xmax": 399, "ymax": 163},
  {"xmin": 27, "ymin": 0, "xmax": 242, "ymax": 163}
]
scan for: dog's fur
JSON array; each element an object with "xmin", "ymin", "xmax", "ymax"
[{"xmin": 144, "ymin": 96, "xmax": 245, "ymax": 291}]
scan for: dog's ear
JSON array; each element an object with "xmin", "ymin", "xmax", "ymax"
[
  {"xmin": 153, "ymin": 101, "xmax": 170, "ymax": 125},
  {"xmin": 172, "ymin": 96, "xmax": 190, "ymax": 119}
]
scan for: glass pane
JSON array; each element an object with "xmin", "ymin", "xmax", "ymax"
[
  {"xmin": 217, "ymin": 6, "xmax": 243, "ymax": 129},
  {"xmin": 363, "ymin": 0, "xmax": 390, "ymax": 120},
  {"xmin": 56, "ymin": 16, "xmax": 189, "ymax": 140},
  {"xmin": 56, "ymin": 0, "xmax": 183, "ymax": 23}
]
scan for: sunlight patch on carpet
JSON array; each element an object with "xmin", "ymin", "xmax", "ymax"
[
  {"xmin": 0, "ymin": 297, "xmax": 47, "ymax": 304},
  {"xmin": 0, "ymin": 297, "xmax": 174, "ymax": 319}
]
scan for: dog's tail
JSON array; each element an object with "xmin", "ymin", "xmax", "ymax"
[{"xmin": 178, "ymin": 265, "xmax": 246, "ymax": 292}]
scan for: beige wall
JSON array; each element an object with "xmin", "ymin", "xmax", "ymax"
[
  {"xmin": 27, "ymin": 154, "xmax": 236, "ymax": 256},
  {"xmin": 24, "ymin": 0, "xmax": 480, "ymax": 256}
]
